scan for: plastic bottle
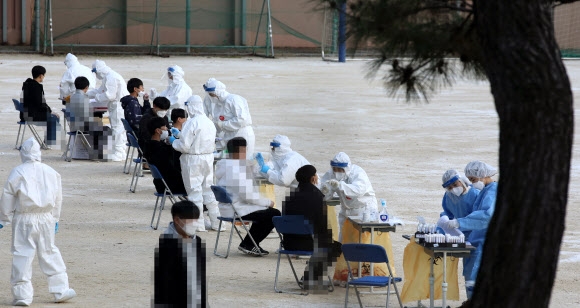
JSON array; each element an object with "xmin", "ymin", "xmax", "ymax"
[{"xmin": 379, "ymin": 199, "xmax": 389, "ymax": 223}]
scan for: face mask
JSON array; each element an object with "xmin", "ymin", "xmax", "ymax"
[
  {"xmin": 334, "ymin": 172, "xmax": 346, "ymax": 181},
  {"xmin": 472, "ymin": 181, "xmax": 485, "ymax": 190},
  {"xmin": 160, "ymin": 130, "xmax": 169, "ymax": 140},
  {"xmin": 138, "ymin": 91, "xmax": 145, "ymax": 97},
  {"xmin": 451, "ymin": 186, "xmax": 463, "ymax": 197},
  {"xmin": 157, "ymin": 110, "xmax": 167, "ymax": 118},
  {"xmin": 178, "ymin": 219, "xmax": 196, "ymax": 237}
]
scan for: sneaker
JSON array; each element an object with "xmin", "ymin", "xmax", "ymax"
[
  {"xmin": 54, "ymin": 289, "xmax": 76, "ymax": 303},
  {"xmin": 238, "ymin": 244, "xmax": 266, "ymax": 256},
  {"xmin": 258, "ymin": 246, "xmax": 269, "ymax": 255},
  {"xmin": 12, "ymin": 299, "xmax": 31, "ymax": 306}
]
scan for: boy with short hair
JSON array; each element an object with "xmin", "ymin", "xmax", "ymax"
[
  {"xmin": 120, "ymin": 78, "xmax": 151, "ymax": 133},
  {"xmin": 154, "ymin": 201, "xmax": 207, "ymax": 307},
  {"xmin": 147, "ymin": 117, "xmax": 185, "ymax": 194},
  {"xmin": 170, "ymin": 108, "xmax": 187, "ymax": 133},
  {"xmin": 139, "ymin": 96, "xmax": 170, "ymax": 159}
]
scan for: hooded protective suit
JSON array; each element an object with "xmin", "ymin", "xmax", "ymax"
[
  {"xmin": 150, "ymin": 65, "xmax": 192, "ymax": 117},
  {"xmin": 202, "ymin": 78, "xmax": 255, "ymax": 157},
  {"xmin": 262, "ymin": 135, "xmax": 310, "ymax": 188},
  {"xmin": 59, "ymin": 53, "xmax": 95, "ymax": 100},
  {"xmin": 88, "ymin": 60, "xmax": 128, "ymax": 161},
  {"xmin": 0, "ymin": 138, "xmax": 75, "ymax": 305},
  {"xmin": 172, "ymin": 95, "xmax": 219, "ymax": 231},
  {"xmin": 320, "ymin": 152, "xmax": 377, "ymax": 241}
]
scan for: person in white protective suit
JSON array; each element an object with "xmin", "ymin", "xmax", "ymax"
[
  {"xmin": 150, "ymin": 65, "xmax": 192, "ymax": 118},
  {"xmin": 0, "ymin": 138, "xmax": 76, "ymax": 306},
  {"xmin": 59, "ymin": 53, "xmax": 95, "ymax": 101},
  {"xmin": 170, "ymin": 95, "xmax": 221, "ymax": 232},
  {"xmin": 202, "ymin": 78, "xmax": 255, "ymax": 157},
  {"xmin": 88, "ymin": 60, "xmax": 128, "ymax": 161},
  {"xmin": 255, "ymin": 135, "xmax": 310, "ymax": 188},
  {"xmin": 319, "ymin": 152, "xmax": 377, "ymax": 242}
]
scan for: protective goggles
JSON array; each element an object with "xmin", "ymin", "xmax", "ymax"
[
  {"xmin": 167, "ymin": 66, "xmax": 175, "ymax": 73},
  {"xmin": 442, "ymin": 175, "xmax": 460, "ymax": 188},
  {"xmin": 270, "ymin": 142, "xmax": 281, "ymax": 147},
  {"xmin": 203, "ymin": 84, "xmax": 216, "ymax": 92},
  {"xmin": 330, "ymin": 161, "xmax": 348, "ymax": 168},
  {"xmin": 91, "ymin": 68, "xmax": 97, "ymax": 73}
]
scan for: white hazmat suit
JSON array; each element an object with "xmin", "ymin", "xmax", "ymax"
[
  {"xmin": 202, "ymin": 78, "xmax": 255, "ymax": 157},
  {"xmin": 0, "ymin": 138, "xmax": 76, "ymax": 305},
  {"xmin": 320, "ymin": 152, "xmax": 377, "ymax": 242},
  {"xmin": 259, "ymin": 135, "xmax": 310, "ymax": 188},
  {"xmin": 88, "ymin": 60, "xmax": 128, "ymax": 161},
  {"xmin": 59, "ymin": 53, "xmax": 95, "ymax": 100},
  {"xmin": 150, "ymin": 65, "xmax": 192, "ymax": 117},
  {"xmin": 172, "ymin": 95, "xmax": 219, "ymax": 231}
]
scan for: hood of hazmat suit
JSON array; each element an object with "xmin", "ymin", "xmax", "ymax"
[
  {"xmin": 92, "ymin": 59, "xmax": 111, "ymax": 80},
  {"xmin": 464, "ymin": 161, "xmax": 497, "ymax": 179},
  {"xmin": 20, "ymin": 137, "xmax": 41, "ymax": 163},
  {"xmin": 330, "ymin": 152, "xmax": 352, "ymax": 178},
  {"xmin": 186, "ymin": 95, "xmax": 205, "ymax": 117},
  {"xmin": 64, "ymin": 53, "xmax": 79, "ymax": 69}
]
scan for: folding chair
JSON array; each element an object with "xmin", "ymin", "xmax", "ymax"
[
  {"xmin": 63, "ymin": 130, "xmax": 92, "ymax": 162},
  {"xmin": 149, "ymin": 164, "xmax": 187, "ymax": 230},
  {"xmin": 210, "ymin": 185, "xmax": 264, "ymax": 258},
  {"xmin": 272, "ymin": 215, "xmax": 334, "ymax": 295},
  {"xmin": 121, "ymin": 118, "xmax": 138, "ymax": 174},
  {"xmin": 342, "ymin": 244, "xmax": 403, "ymax": 308},
  {"xmin": 127, "ymin": 134, "xmax": 147, "ymax": 193},
  {"xmin": 12, "ymin": 99, "xmax": 48, "ymax": 150}
]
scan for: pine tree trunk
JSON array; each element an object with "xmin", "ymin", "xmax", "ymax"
[{"xmin": 471, "ymin": 1, "xmax": 573, "ymax": 306}]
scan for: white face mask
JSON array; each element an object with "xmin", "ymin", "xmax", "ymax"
[
  {"xmin": 178, "ymin": 219, "xmax": 196, "ymax": 237},
  {"xmin": 157, "ymin": 110, "xmax": 167, "ymax": 118},
  {"xmin": 160, "ymin": 130, "xmax": 169, "ymax": 140},
  {"xmin": 451, "ymin": 186, "xmax": 464, "ymax": 197},
  {"xmin": 138, "ymin": 91, "xmax": 145, "ymax": 97},
  {"xmin": 334, "ymin": 172, "xmax": 346, "ymax": 181},
  {"xmin": 472, "ymin": 181, "xmax": 485, "ymax": 190}
]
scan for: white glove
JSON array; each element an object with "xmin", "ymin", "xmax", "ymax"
[
  {"xmin": 150, "ymin": 88, "xmax": 158, "ymax": 99},
  {"xmin": 446, "ymin": 219, "xmax": 459, "ymax": 229},
  {"xmin": 320, "ymin": 185, "xmax": 330, "ymax": 195},
  {"xmin": 437, "ymin": 215, "xmax": 450, "ymax": 228},
  {"xmin": 86, "ymin": 89, "xmax": 97, "ymax": 99},
  {"xmin": 329, "ymin": 179, "xmax": 340, "ymax": 189},
  {"xmin": 89, "ymin": 98, "xmax": 97, "ymax": 104},
  {"xmin": 216, "ymin": 120, "xmax": 225, "ymax": 130}
]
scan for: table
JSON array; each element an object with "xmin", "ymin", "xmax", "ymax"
[
  {"xmin": 324, "ymin": 197, "xmax": 340, "ymax": 207},
  {"xmin": 347, "ymin": 217, "xmax": 397, "ymax": 293}
]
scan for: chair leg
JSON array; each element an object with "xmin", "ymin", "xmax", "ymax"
[
  {"xmin": 238, "ymin": 219, "xmax": 263, "ymax": 256},
  {"xmin": 28, "ymin": 124, "xmax": 48, "ymax": 150},
  {"xmin": 18, "ymin": 124, "xmax": 27, "ymax": 149},
  {"xmin": 150, "ymin": 196, "xmax": 161, "ymax": 229},
  {"xmin": 154, "ymin": 194, "xmax": 167, "ymax": 230},
  {"xmin": 274, "ymin": 248, "xmax": 283, "ymax": 293},
  {"xmin": 15, "ymin": 124, "xmax": 24, "ymax": 149},
  {"xmin": 129, "ymin": 159, "xmax": 140, "ymax": 192},
  {"xmin": 65, "ymin": 134, "xmax": 74, "ymax": 162},
  {"xmin": 354, "ymin": 285, "xmax": 363, "ymax": 308},
  {"xmin": 327, "ymin": 275, "xmax": 335, "ymax": 292},
  {"xmin": 213, "ymin": 220, "xmax": 224, "ymax": 256},
  {"xmin": 344, "ymin": 282, "xmax": 350, "ymax": 308},
  {"xmin": 393, "ymin": 280, "xmax": 403, "ymax": 308},
  {"xmin": 387, "ymin": 282, "xmax": 391, "ymax": 308},
  {"xmin": 214, "ymin": 220, "xmax": 236, "ymax": 258},
  {"xmin": 126, "ymin": 147, "xmax": 135, "ymax": 174}
]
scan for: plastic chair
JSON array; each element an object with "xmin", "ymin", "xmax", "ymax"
[
  {"xmin": 149, "ymin": 164, "xmax": 187, "ymax": 230},
  {"xmin": 127, "ymin": 134, "xmax": 146, "ymax": 193},
  {"xmin": 121, "ymin": 118, "xmax": 138, "ymax": 174},
  {"xmin": 342, "ymin": 244, "xmax": 403, "ymax": 308},
  {"xmin": 12, "ymin": 99, "xmax": 48, "ymax": 150},
  {"xmin": 272, "ymin": 215, "xmax": 334, "ymax": 295},
  {"xmin": 210, "ymin": 185, "xmax": 263, "ymax": 258}
]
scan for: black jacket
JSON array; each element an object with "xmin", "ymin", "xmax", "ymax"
[
  {"xmin": 138, "ymin": 109, "xmax": 169, "ymax": 159},
  {"xmin": 21, "ymin": 78, "xmax": 51, "ymax": 122},
  {"xmin": 147, "ymin": 140, "xmax": 185, "ymax": 194}
]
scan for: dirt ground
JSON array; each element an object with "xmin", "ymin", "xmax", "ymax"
[{"xmin": 0, "ymin": 55, "xmax": 578, "ymax": 307}]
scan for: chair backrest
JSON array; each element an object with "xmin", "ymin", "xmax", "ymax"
[
  {"xmin": 211, "ymin": 185, "xmax": 233, "ymax": 204},
  {"xmin": 342, "ymin": 244, "xmax": 389, "ymax": 264},
  {"xmin": 272, "ymin": 215, "xmax": 313, "ymax": 235},
  {"xmin": 12, "ymin": 99, "xmax": 22, "ymax": 112},
  {"xmin": 127, "ymin": 133, "xmax": 139, "ymax": 148},
  {"xmin": 149, "ymin": 164, "xmax": 163, "ymax": 180},
  {"xmin": 121, "ymin": 118, "xmax": 134, "ymax": 133}
]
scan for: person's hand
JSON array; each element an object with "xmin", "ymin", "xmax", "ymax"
[
  {"xmin": 260, "ymin": 164, "xmax": 270, "ymax": 174},
  {"xmin": 320, "ymin": 185, "xmax": 330, "ymax": 195},
  {"xmin": 168, "ymin": 136, "xmax": 176, "ymax": 144},
  {"xmin": 55, "ymin": 222, "xmax": 59, "ymax": 234},
  {"xmin": 216, "ymin": 120, "xmax": 224, "ymax": 130},
  {"xmin": 446, "ymin": 219, "xmax": 459, "ymax": 229},
  {"xmin": 52, "ymin": 112, "xmax": 60, "ymax": 119},
  {"xmin": 143, "ymin": 93, "xmax": 150, "ymax": 101},
  {"xmin": 150, "ymin": 88, "xmax": 158, "ymax": 99},
  {"xmin": 89, "ymin": 98, "xmax": 97, "ymax": 104},
  {"xmin": 255, "ymin": 152, "xmax": 265, "ymax": 167},
  {"xmin": 269, "ymin": 201, "xmax": 275, "ymax": 208},
  {"xmin": 437, "ymin": 215, "xmax": 450, "ymax": 228},
  {"xmin": 329, "ymin": 179, "xmax": 340, "ymax": 189},
  {"xmin": 170, "ymin": 127, "xmax": 180, "ymax": 138}
]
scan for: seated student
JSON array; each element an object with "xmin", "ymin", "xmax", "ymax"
[
  {"xmin": 169, "ymin": 108, "xmax": 187, "ymax": 135},
  {"xmin": 283, "ymin": 164, "xmax": 342, "ymax": 292},
  {"xmin": 121, "ymin": 78, "xmax": 151, "ymax": 133},
  {"xmin": 154, "ymin": 200, "xmax": 207, "ymax": 307},
  {"xmin": 147, "ymin": 117, "xmax": 186, "ymax": 195},
  {"xmin": 139, "ymin": 96, "xmax": 170, "ymax": 159},
  {"xmin": 215, "ymin": 137, "xmax": 281, "ymax": 256}
]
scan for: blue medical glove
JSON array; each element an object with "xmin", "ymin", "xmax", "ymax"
[
  {"xmin": 0, "ymin": 223, "xmax": 3, "ymax": 229},
  {"xmin": 168, "ymin": 136, "xmax": 176, "ymax": 144},
  {"xmin": 260, "ymin": 164, "xmax": 270, "ymax": 173},
  {"xmin": 170, "ymin": 127, "xmax": 180, "ymax": 138},
  {"xmin": 255, "ymin": 152, "xmax": 265, "ymax": 167},
  {"xmin": 55, "ymin": 222, "xmax": 59, "ymax": 234}
]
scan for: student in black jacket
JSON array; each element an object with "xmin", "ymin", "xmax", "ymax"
[
  {"xmin": 146, "ymin": 117, "xmax": 186, "ymax": 194},
  {"xmin": 138, "ymin": 97, "xmax": 170, "ymax": 159},
  {"xmin": 21, "ymin": 66, "xmax": 60, "ymax": 146}
]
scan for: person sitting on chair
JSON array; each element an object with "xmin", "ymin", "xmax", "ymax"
[
  {"xmin": 147, "ymin": 117, "xmax": 186, "ymax": 195},
  {"xmin": 214, "ymin": 137, "xmax": 281, "ymax": 256},
  {"xmin": 283, "ymin": 164, "xmax": 342, "ymax": 292}
]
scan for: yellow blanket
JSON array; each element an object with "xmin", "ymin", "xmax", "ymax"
[{"xmin": 400, "ymin": 238, "xmax": 459, "ymax": 303}]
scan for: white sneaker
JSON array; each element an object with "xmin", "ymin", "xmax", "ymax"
[
  {"xmin": 54, "ymin": 288, "xmax": 76, "ymax": 303},
  {"xmin": 12, "ymin": 299, "xmax": 31, "ymax": 306}
]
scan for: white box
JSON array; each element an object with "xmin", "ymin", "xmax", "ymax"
[{"xmin": 69, "ymin": 134, "xmax": 91, "ymax": 160}]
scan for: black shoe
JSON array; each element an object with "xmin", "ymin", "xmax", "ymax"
[
  {"xmin": 258, "ymin": 246, "xmax": 269, "ymax": 255},
  {"xmin": 238, "ymin": 244, "xmax": 267, "ymax": 256}
]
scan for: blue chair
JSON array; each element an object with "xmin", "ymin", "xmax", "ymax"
[
  {"xmin": 272, "ymin": 215, "xmax": 334, "ymax": 295},
  {"xmin": 121, "ymin": 118, "xmax": 138, "ymax": 173},
  {"xmin": 12, "ymin": 99, "xmax": 47, "ymax": 150},
  {"xmin": 342, "ymin": 244, "xmax": 403, "ymax": 308},
  {"xmin": 210, "ymin": 185, "xmax": 263, "ymax": 258},
  {"xmin": 127, "ymin": 134, "xmax": 147, "ymax": 193},
  {"xmin": 149, "ymin": 164, "xmax": 187, "ymax": 230}
]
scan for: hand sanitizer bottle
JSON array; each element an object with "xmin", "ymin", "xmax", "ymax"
[{"xmin": 379, "ymin": 199, "xmax": 389, "ymax": 223}]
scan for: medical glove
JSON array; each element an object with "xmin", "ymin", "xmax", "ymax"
[
  {"xmin": 446, "ymin": 219, "xmax": 459, "ymax": 229},
  {"xmin": 55, "ymin": 222, "xmax": 59, "ymax": 234},
  {"xmin": 0, "ymin": 223, "xmax": 3, "ymax": 229},
  {"xmin": 260, "ymin": 164, "xmax": 270, "ymax": 173},
  {"xmin": 168, "ymin": 136, "xmax": 176, "ymax": 144},
  {"xmin": 216, "ymin": 120, "xmax": 225, "ymax": 130},
  {"xmin": 150, "ymin": 88, "xmax": 158, "ymax": 99},
  {"xmin": 170, "ymin": 127, "xmax": 180, "ymax": 138},
  {"xmin": 329, "ymin": 179, "xmax": 340, "ymax": 189},
  {"xmin": 437, "ymin": 215, "xmax": 450, "ymax": 228},
  {"xmin": 320, "ymin": 185, "xmax": 330, "ymax": 195},
  {"xmin": 255, "ymin": 153, "xmax": 265, "ymax": 167}
]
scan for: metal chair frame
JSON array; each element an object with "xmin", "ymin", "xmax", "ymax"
[
  {"xmin": 127, "ymin": 134, "xmax": 146, "ymax": 193},
  {"xmin": 121, "ymin": 118, "xmax": 139, "ymax": 174},
  {"xmin": 149, "ymin": 164, "xmax": 187, "ymax": 230},
  {"xmin": 63, "ymin": 130, "xmax": 91, "ymax": 162},
  {"xmin": 12, "ymin": 99, "xmax": 48, "ymax": 150}
]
